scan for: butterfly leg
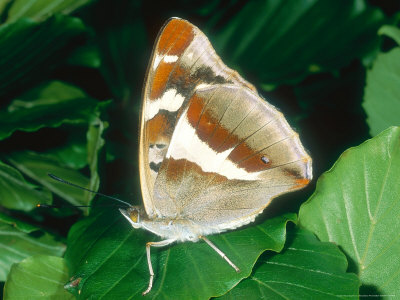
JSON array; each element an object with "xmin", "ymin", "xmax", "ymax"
[
  {"xmin": 143, "ymin": 238, "xmax": 176, "ymax": 296},
  {"xmin": 199, "ymin": 236, "xmax": 240, "ymax": 272}
]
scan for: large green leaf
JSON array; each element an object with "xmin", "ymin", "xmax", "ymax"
[
  {"xmin": 0, "ymin": 212, "xmax": 38, "ymax": 233},
  {"xmin": 3, "ymin": 255, "xmax": 73, "ymax": 300},
  {"xmin": 363, "ymin": 25, "xmax": 400, "ymax": 136},
  {"xmin": 219, "ymin": 229, "xmax": 360, "ymax": 299},
  {"xmin": 0, "ymin": 80, "xmax": 100, "ymax": 140},
  {"xmin": 64, "ymin": 207, "xmax": 296, "ymax": 299},
  {"xmin": 0, "ymin": 222, "xmax": 65, "ymax": 281},
  {"xmin": 0, "ymin": 160, "xmax": 51, "ymax": 211},
  {"xmin": 5, "ymin": 0, "xmax": 95, "ymax": 23},
  {"xmin": 299, "ymin": 127, "xmax": 400, "ymax": 297},
  {"xmin": 0, "ymin": 15, "xmax": 87, "ymax": 98},
  {"xmin": 8, "ymin": 151, "xmax": 92, "ymax": 207},
  {"xmin": 207, "ymin": 0, "xmax": 384, "ymax": 87}
]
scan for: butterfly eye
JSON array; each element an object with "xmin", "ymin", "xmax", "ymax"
[
  {"xmin": 261, "ymin": 156, "xmax": 270, "ymax": 164},
  {"xmin": 129, "ymin": 210, "xmax": 139, "ymax": 223}
]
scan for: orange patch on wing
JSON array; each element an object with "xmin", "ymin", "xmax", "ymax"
[
  {"xmin": 157, "ymin": 19, "xmax": 194, "ymax": 56},
  {"xmin": 147, "ymin": 113, "xmax": 171, "ymax": 144},
  {"xmin": 197, "ymin": 109, "xmax": 217, "ymax": 142},
  {"xmin": 208, "ymin": 125, "xmax": 231, "ymax": 151},
  {"xmin": 293, "ymin": 178, "xmax": 310, "ymax": 189},
  {"xmin": 168, "ymin": 21, "xmax": 194, "ymax": 56},
  {"xmin": 218, "ymin": 133, "xmax": 240, "ymax": 152},
  {"xmin": 186, "ymin": 94, "xmax": 206, "ymax": 127},
  {"xmin": 238, "ymin": 154, "xmax": 271, "ymax": 172},
  {"xmin": 158, "ymin": 19, "xmax": 182, "ymax": 53},
  {"xmin": 149, "ymin": 61, "xmax": 175, "ymax": 99},
  {"xmin": 229, "ymin": 142, "xmax": 255, "ymax": 163},
  {"xmin": 186, "ymin": 94, "xmax": 232, "ymax": 151}
]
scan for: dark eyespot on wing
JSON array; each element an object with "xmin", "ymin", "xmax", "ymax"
[
  {"xmin": 193, "ymin": 67, "xmax": 230, "ymax": 85},
  {"xmin": 261, "ymin": 156, "xmax": 270, "ymax": 164},
  {"xmin": 150, "ymin": 161, "xmax": 162, "ymax": 173}
]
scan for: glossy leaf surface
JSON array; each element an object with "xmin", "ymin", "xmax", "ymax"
[
  {"xmin": 220, "ymin": 229, "xmax": 360, "ymax": 299},
  {"xmin": 3, "ymin": 255, "xmax": 72, "ymax": 300},
  {"xmin": 363, "ymin": 25, "xmax": 400, "ymax": 136},
  {"xmin": 65, "ymin": 209, "xmax": 296, "ymax": 299},
  {"xmin": 0, "ymin": 223, "xmax": 65, "ymax": 281},
  {"xmin": 299, "ymin": 127, "xmax": 400, "ymax": 297}
]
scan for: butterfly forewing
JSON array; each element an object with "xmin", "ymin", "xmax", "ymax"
[{"xmin": 140, "ymin": 18, "xmax": 257, "ymax": 217}]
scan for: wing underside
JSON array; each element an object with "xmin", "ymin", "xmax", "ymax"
[
  {"xmin": 139, "ymin": 18, "xmax": 256, "ymax": 217},
  {"xmin": 140, "ymin": 18, "xmax": 312, "ymax": 226},
  {"xmin": 152, "ymin": 85, "xmax": 312, "ymax": 229}
]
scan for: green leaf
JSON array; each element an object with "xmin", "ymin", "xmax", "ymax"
[
  {"xmin": 378, "ymin": 24, "xmax": 400, "ymax": 46},
  {"xmin": 0, "ymin": 80, "xmax": 100, "ymax": 140},
  {"xmin": 0, "ymin": 15, "xmax": 87, "ymax": 98},
  {"xmin": 0, "ymin": 211, "xmax": 38, "ymax": 233},
  {"xmin": 219, "ymin": 229, "xmax": 360, "ymax": 299},
  {"xmin": 0, "ymin": 0, "xmax": 12, "ymax": 15},
  {"xmin": 208, "ymin": 0, "xmax": 384, "ymax": 86},
  {"xmin": 0, "ymin": 223, "xmax": 65, "ymax": 281},
  {"xmin": 299, "ymin": 127, "xmax": 400, "ymax": 297},
  {"xmin": 64, "ymin": 208, "xmax": 296, "ymax": 299},
  {"xmin": 8, "ymin": 151, "xmax": 92, "ymax": 207},
  {"xmin": 0, "ymin": 160, "xmax": 51, "ymax": 211},
  {"xmin": 363, "ymin": 26, "xmax": 400, "ymax": 136},
  {"xmin": 3, "ymin": 255, "xmax": 73, "ymax": 300},
  {"xmin": 86, "ymin": 116, "xmax": 107, "ymax": 198},
  {"xmin": 5, "ymin": 0, "xmax": 95, "ymax": 23}
]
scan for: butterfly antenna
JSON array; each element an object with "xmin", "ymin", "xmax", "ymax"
[{"xmin": 47, "ymin": 173, "xmax": 132, "ymax": 207}]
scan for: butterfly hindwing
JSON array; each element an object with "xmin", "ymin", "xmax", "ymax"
[{"xmin": 152, "ymin": 84, "xmax": 311, "ymax": 229}]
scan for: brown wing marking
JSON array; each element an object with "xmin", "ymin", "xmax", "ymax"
[{"xmin": 151, "ymin": 84, "xmax": 311, "ymax": 224}]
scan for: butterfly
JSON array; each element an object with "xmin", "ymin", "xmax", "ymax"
[{"xmin": 119, "ymin": 17, "xmax": 312, "ymax": 295}]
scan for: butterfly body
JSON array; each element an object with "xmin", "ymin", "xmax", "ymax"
[
  {"xmin": 120, "ymin": 200, "xmax": 263, "ymax": 243},
  {"xmin": 120, "ymin": 207, "xmax": 204, "ymax": 242},
  {"xmin": 121, "ymin": 17, "xmax": 312, "ymax": 295}
]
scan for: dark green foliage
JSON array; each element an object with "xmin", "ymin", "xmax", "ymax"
[{"xmin": 1, "ymin": 0, "xmax": 399, "ymax": 299}]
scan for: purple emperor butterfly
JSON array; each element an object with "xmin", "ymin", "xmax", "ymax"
[{"xmin": 119, "ymin": 18, "xmax": 312, "ymax": 295}]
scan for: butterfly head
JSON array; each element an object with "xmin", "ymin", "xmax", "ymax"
[{"xmin": 119, "ymin": 206, "xmax": 144, "ymax": 229}]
